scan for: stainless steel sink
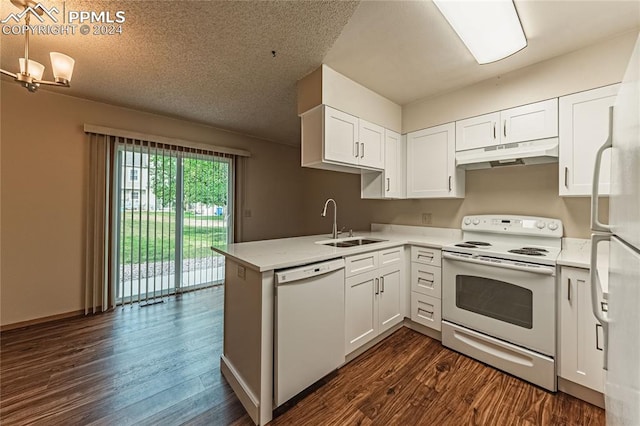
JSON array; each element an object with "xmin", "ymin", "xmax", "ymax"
[{"xmin": 317, "ymin": 237, "xmax": 387, "ymax": 248}]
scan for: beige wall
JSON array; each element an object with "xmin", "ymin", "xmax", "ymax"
[
  {"xmin": 301, "ymin": 163, "xmax": 608, "ymax": 239},
  {"xmin": 0, "ymin": 82, "xmax": 305, "ymax": 326},
  {"xmin": 297, "ymin": 65, "xmax": 402, "ymax": 132}
]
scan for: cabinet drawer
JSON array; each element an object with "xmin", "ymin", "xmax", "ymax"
[
  {"xmin": 345, "ymin": 251, "xmax": 379, "ymax": 278},
  {"xmin": 379, "ymin": 246, "xmax": 403, "ymax": 267},
  {"xmin": 411, "ymin": 263, "xmax": 441, "ymax": 298},
  {"xmin": 411, "ymin": 293, "xmax": 442, "ymax": 331},
  {"xmin": 411, "ymin": 246, "xmax": 441, "ymax": 266}
]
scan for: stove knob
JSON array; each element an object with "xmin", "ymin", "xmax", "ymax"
[
  {"xmin": 535, "ymin": 220, "xmax": 546, "ymax": 229},
  {"xmin": 548, "ymin": 222, "xmax": 558, "ymax": 231},
  {"xmin": 464, "ymin": 218, "xmax": 472, "ymax": 225},
  {"xmin": 472, "ymin": 218, "xmax": 480, "ymax": 225}
]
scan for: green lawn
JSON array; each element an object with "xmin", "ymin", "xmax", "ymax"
[{"xmin": 119, "ymin": 212, "xmax": 227, "ymax": 264}]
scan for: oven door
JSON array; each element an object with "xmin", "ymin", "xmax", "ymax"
[{"xmin": 442, "ymin": 251, "xmax": 556, "ymax": 356}]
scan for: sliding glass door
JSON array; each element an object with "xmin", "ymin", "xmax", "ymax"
[{"xmin": 114, "ymin": 141, "xmax": 232, "ymax": 305}]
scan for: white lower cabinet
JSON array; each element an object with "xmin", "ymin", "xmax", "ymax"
[
  {"xmin": 559, "ymin": 267, "xmax": 605, "ymax": 393},
  {"xmin": 409, "ymin": 246, "xmax": 442, "ymax": 331},
  {"xmin": 345, "ymin": 247, "xmax": 404, "ymax": 354}
]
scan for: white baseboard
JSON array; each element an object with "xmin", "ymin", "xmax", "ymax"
[
  {"xmin": 220, "ymin": 355, "xmax": 260, "ymax": 424},
  {"xmin": 558, "ymin": 377, "xmax": 605, "ymax": 408}
]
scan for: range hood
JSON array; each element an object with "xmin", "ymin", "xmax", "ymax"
[{"xmin": 456, "ymin": 138, "xmax": 559, "ymax": 170}]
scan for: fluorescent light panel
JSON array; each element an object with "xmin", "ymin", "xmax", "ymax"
[{"xmin": 433, "ymin": 0, "xmax": 527, "ymax": 64}]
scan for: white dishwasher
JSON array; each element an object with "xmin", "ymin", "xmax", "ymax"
[{"xmin": 274, "ymin": 258, "xmax": 345, "ymax": 407}]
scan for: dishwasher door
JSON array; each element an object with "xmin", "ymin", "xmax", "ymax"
[{"xmin": 274, "ymin": 258, "xmax": 346, "ymax": 407}]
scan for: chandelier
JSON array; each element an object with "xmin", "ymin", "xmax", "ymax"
[{"xmin": 0, "ymin": 0, "xmax": 75, "ymax": 92}]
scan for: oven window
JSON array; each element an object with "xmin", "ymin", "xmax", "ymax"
[{"xmin": 456, "ymin": 275, "xmax": 533, "ymax": 329}]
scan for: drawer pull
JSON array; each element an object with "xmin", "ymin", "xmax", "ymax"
[
  {"xmin": 418, "ymin": 308, "xmax": 434, "ymax": 319},
  {"xmin": 417, "ymin": 254, "xmax": 434, "ymax": 260}
]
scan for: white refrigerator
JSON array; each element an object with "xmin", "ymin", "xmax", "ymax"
[{"xmin": 590, "ymin": 33, "xmax": 640, "ymax": 425}]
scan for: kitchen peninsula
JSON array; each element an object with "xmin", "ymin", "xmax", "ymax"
[{"xmin": 211, "ymin": 224, "xmax": 460, "ymax": 426}]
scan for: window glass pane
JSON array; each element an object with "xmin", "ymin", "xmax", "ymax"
[
  {"xmin": 455, "ymin": 275, "xmax": 533, "ymax": 329},
  {"xmin": 115, "ymin": 143, "xmax": 232, "ymax": 305}
]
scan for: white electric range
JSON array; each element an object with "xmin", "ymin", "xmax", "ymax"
[{"xmin": 441, "ymin": 214, "xmax": 563, "ymax": 392}]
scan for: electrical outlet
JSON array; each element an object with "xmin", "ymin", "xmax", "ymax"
[
  {"xmin": 237, "ymin": 265, "xmax": 246, "ymax": 279},
  {"xmin": 244, "ymin": 209, "xmax": 252, "ymax": 218},
  {"xmin": 421, "ymin": 213, "xmax": 432, "ymax": 225}
]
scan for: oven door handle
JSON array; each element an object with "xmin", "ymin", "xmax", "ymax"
[{"xmin": 442, "ymin": 252, "xmax": 556, "ymax": 276}]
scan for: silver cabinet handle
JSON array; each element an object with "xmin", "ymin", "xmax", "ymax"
[
  {"xmin": 503, "ymin": 119, "xmax": 507, "ymax": 138},
  {"xmin": 380, "ymin": 276, "xmax": 385, "ymax": 293},
  {"xmin": 354, "ymin": 142, "xmax": 359, "ymax": 158},
  {"xmin": 567, "ymin": 278, "xmax": 571, "ymax": 301},
  {"xmin": 386, "ymin": 177, "xmax": 390, "ymax": 192},
  {"xmin": 591, "ymin": 106, "xmax": 613, "ymax": 232},
  {"xmin": 590, "ymin": 232, "xmax": 610, "ymax": 369},
  {"xmin": 448, "ymin": 176, "xmax": 452, "ymax": 192},
  {"xmin": 375, "ymin": 277, "xmax": 379, "ymax": 295},
  {"xmin": 564, "ymin": 167, "xmax": 569, "ymax": 188},
  {"xmin": 361, "ymin": 143, "xmax": 365, "ymax": 158},
  {"xmin": 596, "ymin": 324, "xmax": 604, "ymax": 351},
  {"xmin": 493, "ymin": 122, "xmax": 496, "ymax": 139}
]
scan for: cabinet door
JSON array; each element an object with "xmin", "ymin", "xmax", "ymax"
[
  {"xmin": 358, "ymin": 119, "xmax": 385, "ymax": 169},
  {"xmin": 559, "ymin": 267, "xmax": 604, "ymax": 392},
  {"xmin": 559, "ymin": 85, "xmax": 618, "ymax": 196},
  {"xmin": 324, "ymin": 106, "xmax": 359, "ymax": 166},
  {"xmin": 407, "ymin": 123, "xmax": 459, "ymax": 198},
  {"xmin": 378, "ymin": 265, "xmax": 403, "ymax": 333},
  {"xmin": 455, "ymin": 112, "xmax": 500, "ymax": 151},
  {"xmin": 384, "ymin": 130, "xmax": 403, "ymax": 198},
  {"xmin": 345, "ymin": 271, "xmax": 378, "ymax": 354},
  {"xmin": 502, "ymin": 99, "xmax": 558, "ymax": 144}
]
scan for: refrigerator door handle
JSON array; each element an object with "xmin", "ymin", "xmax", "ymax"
[
  {"xmin": 590, "ymin": 106, "xmax": 613, "ymax": 233},
  {"xmin": 590, "ymin": 232, "xmax": 610, "ymax": 369}
]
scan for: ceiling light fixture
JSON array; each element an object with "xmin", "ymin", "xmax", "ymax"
[
  {"xmin": 433, "ymin": 0, "xmax": 527, "ymax": 65},
  {"xmin": 0, "ymin": 0, "xmax": 75, "ymax": 92}
]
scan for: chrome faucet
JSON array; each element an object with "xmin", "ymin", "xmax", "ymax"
[{"xmin": 321, "ymin": 198, "xmax": 338, "ymax": 239}]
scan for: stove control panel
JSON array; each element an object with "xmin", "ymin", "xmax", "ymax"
[{"xmin": 461, "ymin": 215, "xmax": 563, "ymax": 237}]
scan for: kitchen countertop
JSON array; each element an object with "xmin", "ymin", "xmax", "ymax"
[
  {"xmin": 558, "ymin": 238, "xmax": 609, "ymax": 296},
  {"xmin": 212, "ymin": 223, "xmax": 462, "ymax": 272}
]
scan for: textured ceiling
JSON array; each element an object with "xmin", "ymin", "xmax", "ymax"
[
  {"xmin": 1, "ymin": 1, "xmax": 639, "ymax": 146},
  {"xmin": 0, "ymin": 0, "xmax": 359, "ymax": 145}
]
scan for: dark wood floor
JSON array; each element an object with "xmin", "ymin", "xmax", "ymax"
[{"xmin": 1, "ymin": 287, "xmax": 604, "ymax": 426}]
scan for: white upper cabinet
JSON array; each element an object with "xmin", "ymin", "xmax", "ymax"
[
  {"xmin": 361, "ymin": 130, "xmax": 406, "ymax": 199},
  {"xmin": 456, "ymin": 112, "xmax": 500, "ymax": 151},
  {"xmin": 559, "ymin": 84, "xmax": 619, "ymax": 197},
  {"xmin": 301, "ymin": 105, "xmax": 389, "ymax": 174},
  {"xmin": 455, "ymin": 99, "xmax": 558, "ymax": 151},
  {"xmin": 324, "ymin": 106, "xmax": 360, "ymax": 165},
  {"xmin": 502, "ymin": 99, "xmax": 558, "ymax": 144},
  {"xmin": 407, "ymin": 123, "xmax": 464, "ymax": 198},
  {"xmin": 358, "ymin": 119, "xmax": 385, "ymax": 169}
]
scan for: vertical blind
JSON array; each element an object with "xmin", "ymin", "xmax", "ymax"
[{"xmin": 85, "ymin": 128, "xmax": 246, "ymax": 314}]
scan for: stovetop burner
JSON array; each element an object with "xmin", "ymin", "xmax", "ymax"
[
  {"xmin": 466, "ymin": 241, "xmax": 491, "ymax": 246},
  {"xmin": 508, "ymin": 248, "xmax": 546, "ymax": 256},
  {"xmin": 522, "ymin": 247, "xmax": 548, "ymax": 253},
  {"xmin": 454, "ymin": 241, "xmax": 492, "ymax": 249}
]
